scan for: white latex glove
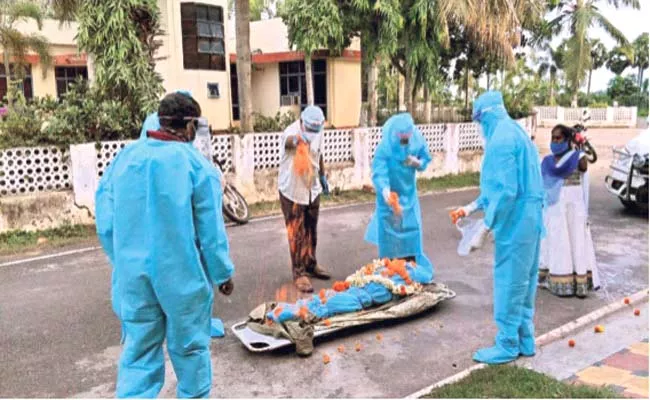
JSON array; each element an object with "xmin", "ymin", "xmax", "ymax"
[
  {"xmin": 461, "ymin": 201, "xmax": 479, "ymax": 216},
  {"xmin": 382, "ymin": 188, "xmax": 391, "ymax": 204},
  {"xmin": 404, "ymin": 155, "xmax": 422, "ymax": 168}
]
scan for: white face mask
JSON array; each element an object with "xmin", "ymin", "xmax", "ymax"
[{"xmin": 303, "ymin": 131, "xmax": 319, "ymax": 143}]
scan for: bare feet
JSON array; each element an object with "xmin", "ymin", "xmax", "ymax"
[{"xmin": 294, "ymin": 276, "xmax": 314, "ymax": 292}]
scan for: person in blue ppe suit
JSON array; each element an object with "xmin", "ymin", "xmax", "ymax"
[
  {"xmin": 451, "ymin": 91, "xmax": 544, "ymax": 364},
  {"xmin": 364, "ymin": 113, "xmax": 434, "ymax": 281},
  {"xmin": 96, "ymin": 92, "xmax": 235, "ymax": 398},
  {"xmin": 139, "ymin": 90, "xmax": 193, "ymax": 139}
]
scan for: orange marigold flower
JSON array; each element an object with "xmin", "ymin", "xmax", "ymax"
[
  {"xmin": 337, "ymin": 345, "xmax": 345, "ymax": 353},
  {"xmin": 323, "ymin": 319, "xmax": 332, "ymax": 327},
  {"xmin": 322, "ymin": 354, "xmax": 331, "ymax": 364},
  {"xmin": 274, "ymin": 307, "xmax": 284, "ymax": 317},
  {"xmin": 355, "ymin": 343, "xmax": 362, "ymax": 352},
  {"xmin": 332, "ymin": 281, "xmax": 348, "ymax": 292}
]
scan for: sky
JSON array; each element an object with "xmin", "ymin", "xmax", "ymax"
[{"xmin": 552, "ymin": 1, "xmax": 649, "ymax": 92}]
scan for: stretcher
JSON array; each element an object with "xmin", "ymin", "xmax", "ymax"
[{"xmin": 231, "ymin": 282, "xmax": 456, "ymax": 353}]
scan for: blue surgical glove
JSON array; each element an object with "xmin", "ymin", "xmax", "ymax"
[{"xmin": 320, "ymin": 175, "xmax": 330, "ymax": 196}]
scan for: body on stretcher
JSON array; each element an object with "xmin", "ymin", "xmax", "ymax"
[{"xmin": 231, "ymin": 282, "xmax": 456, "ymax": 353}]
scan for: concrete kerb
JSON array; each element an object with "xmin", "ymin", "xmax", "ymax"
[
  {"xmin": 404, "ymin": 288, "xmax": 650, "ymax": 399},
  {"xmin": 0, "ymin": 186, "xmax": 479, "ymax": 268}
]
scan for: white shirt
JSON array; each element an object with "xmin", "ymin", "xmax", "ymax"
[{"xmin": 278, "ymin": 120, "xmax": 323, "ymax": 205}]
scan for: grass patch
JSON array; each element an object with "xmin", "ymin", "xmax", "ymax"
[
  {"xmin": 422, "ymin": 365, "xmax": 617, "ymax": 399},
  {"xmin": 250, "ymin": 172, "xmax": 479, "ymax": 218},
  {"xmin": 0, "ymin": 224, "xmax": 97, "ymax": 257},
  {"xmin": 1, "ymin": 172, "xmax": 479, "ymax": 255}
]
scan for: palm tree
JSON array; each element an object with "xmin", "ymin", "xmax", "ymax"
[
  {"xmin": 235, "ymin": 0, "xmax": 253, "ymax": 132},
  {"xmin": 588, "ymin": 38, "xmax": 608, "ymax": 95},
  {"xmin": 606, "ymin": 33, "xmax": 649, "ymax": 89},
  {"xmin": 0, "ymin": 1, "xmax": 51, "ymax": 108},
  {"xmin": 537, "ymin": 42, "xmax": 566, "ymax": 105},
  {"xmin": 46, "ymin": 0, "xmax": 77, "ymax": 21},
  {"xmin": 606, "ymin": 45, "xmax": 631, "ymax": 75},
  {"xmin": 632, "ymin": 32, "xmax": 649, "ymax": 88},
  {"xmin": 229, "ymin": 0, "xmax": 277, "ymax": 22},
  {"xmin": 546, "ymin": 0, "xmax": 639, "ymax": 106}
]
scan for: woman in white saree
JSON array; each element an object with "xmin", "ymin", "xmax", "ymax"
[{"xmin": 539, "ymin": 125, "xmax": 601, "ymax": 298}]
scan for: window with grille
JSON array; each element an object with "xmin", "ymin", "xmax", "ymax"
[
  {"xmin": 55, "ymin": 66, "xmax": 88, "ymax": 98},
  {"xmin": 0, "ymin": 64, "xmax": 33, "ymax": 102},
  {"xmin": 279, "ymin": 59, "xmax": 327, "ymax": 117},
  {"xmin": 181, "ymin": 3, "xmax": 226, "ymax": 71}
]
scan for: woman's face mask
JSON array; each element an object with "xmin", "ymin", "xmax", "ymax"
[{"xmin": 550, "ymin": 141, "xmax": 570, "ymax": 155}]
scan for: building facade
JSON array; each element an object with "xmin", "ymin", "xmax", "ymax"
[{"xmin": 1, "ymin": 1, "xmax": 361, "ymax": 131}]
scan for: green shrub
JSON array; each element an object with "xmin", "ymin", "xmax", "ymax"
[
  {"xmin": 0, "ymin": 80, "xmax": 137, "ymax": 149},
  {"xmin": 589, "ymin": 102, "xmax": 609, "ymax": 108},
  {"xmin": 253, "ymin": 111, "xmax": 297, "ymax": 132}
]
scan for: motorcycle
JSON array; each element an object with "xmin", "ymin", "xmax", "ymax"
[
  {"xmin": 605, "ymin": 129, "xmax": 650, "ymax": 213},
  {"xmin": 194, "ymin": 118, "xmax": 250, "ymax": 225},
  {"xmin": 571, "ymin": 110, "xmax": 598, "ymax": 164},
  {"xmin": 213, "ymin": 156, "xmax": 250, "ymax": 225}
]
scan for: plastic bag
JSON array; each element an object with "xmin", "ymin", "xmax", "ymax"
[
  {"xmin": 456, "ymin": 217, "xmax": 486, "ymax": 256},
  {"xmin": 364, "ymin": 282, "xmax": 393, "ymax": 305},
  {"xmin": 346, "ymin": 287, "xmax": 373, "ymax": 308}
]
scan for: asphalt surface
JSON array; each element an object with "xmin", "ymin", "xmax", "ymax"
[{"xmin": 0, "ymin": 129, "xmax": 647, "ymax": 398}]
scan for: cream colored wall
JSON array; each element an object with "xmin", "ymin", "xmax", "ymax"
[
  {"xmin": 14, "ymin": 20, "xmax": 78, "ymax": 46},
  {"xmin": 327, "ymin": 58, "xmax": 361, "ymax": 127},
  {"xmin": 156, "ymin": 0, "xmax": 233, "ymax": 130},
  {"xmin": 230, "ymin": 18, "xmax": 360, "ymax": 54},
  {"xmin": 29, "ymin": 45, "xmax": 80, "ymax": 98},
  {"xmin": 251, "ymin": 63, "xmax": 280, "ymax": 117}
]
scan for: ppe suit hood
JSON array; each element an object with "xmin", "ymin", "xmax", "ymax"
[
  {"xmin": 377, "ymin": 113, "xmax": 426, "ymax": 160},
  {"xmin": 472, "ymin": 91, "xmax": 509, "ymax": 140}
]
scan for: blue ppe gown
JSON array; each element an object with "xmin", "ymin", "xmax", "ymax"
[
  {"xmin": 471, "ymin": 91, "xmax": 544, "ymax": 364},
  {"xmin": 95, "ymin": 135, "xmax": 235, "ymax": 398},
  {"xmin": 364, "ymin": 113, "xmax": 434, "ymax": 282}
]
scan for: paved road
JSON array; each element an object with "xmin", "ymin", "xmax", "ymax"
[{"xmin": 0, "ymin": 129, "xmax": 647, "ymax": 398}]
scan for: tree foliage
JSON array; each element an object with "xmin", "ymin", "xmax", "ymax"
[
  {"xmin": 0, "ymin": 0, "xmax": 52, "ymax": 106},
  {"xmin": 74, "ymin": 0, "xmax": 164, "ymax": 133},
  {"xmin": 545, "ymin": 0, "xmax": 639, "ymax": 102}
]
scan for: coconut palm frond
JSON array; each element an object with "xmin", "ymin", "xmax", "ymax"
[
  {"xmin": 25, "ymin": 33, "xmax": 51, "ymax": 78},
  {"xmin": 8, "ymin": 1, "xmax": 44, "ymax": 29},
  {"xmin": 49, "ymin": 0, "xmax": 79, "ymax": 22},
  {"xmin": 592, "ymin": 10, "xmax": 629, "ymax": 46}
]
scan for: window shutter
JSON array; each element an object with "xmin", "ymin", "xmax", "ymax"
[{"xmin": 181, "ymin": 3, "xmax": 199, "ymax": 69}]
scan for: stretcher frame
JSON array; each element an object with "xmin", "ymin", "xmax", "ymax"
[{"xmin": 231, "ymin": 284, "xmax": 456, "ymax": 353}]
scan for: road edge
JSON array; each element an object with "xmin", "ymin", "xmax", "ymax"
[
  {"xmin": 1, "ymin": 186, "xmax": 478, "ymax": 267},
  {"xmin": 404, "ymin": 288, "xmax": 650, "ymax": 399}
]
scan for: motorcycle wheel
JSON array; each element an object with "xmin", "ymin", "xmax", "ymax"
[{"xmin": 222, "ymin": 184, "xmax": 250, "ymax": 225}]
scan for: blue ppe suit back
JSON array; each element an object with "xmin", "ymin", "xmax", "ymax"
[
  {"xmin": 95, "ymin": 134, "xmax": 235, "ymax": 398},
  {"xmin": 471, "ymin": 91, "xmax": 544, "ymax": 364},
  {"xmin": 364, "ymin": 113, "xmax": 434, "ymax": 282}
]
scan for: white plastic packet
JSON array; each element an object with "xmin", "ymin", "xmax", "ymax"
[{"xmin": 456, "ymin": 217, "xmax": 487, "ymax": 256}]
